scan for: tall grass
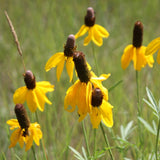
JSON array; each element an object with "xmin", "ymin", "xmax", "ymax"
[{"xmin": 0, "ymin": 0, "xmax": 160, "ymax": 159}]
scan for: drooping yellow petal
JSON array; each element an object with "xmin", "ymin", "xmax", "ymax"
[
  {"xmin": 94, "ymin": 24, "xmax": 109, "ymax": 38},
  {"xmin": 36, "ymin": 81, "xmax": 54, "ymax": 93},
  {"xmin": 45, "ymin": 52, "xmax": 64, "ymax": 72},
  {"xmin": 121, "ymin": 45, "xmax": 134, "ymax": 70},
  {"xmin": 26, "ymin": 90, "xmax": 38, "ymax": 112},
  {"xmin": 56, "ymin": 55, "xmax": 65, "ymax": 81},
  {"xmin": 156, "ymin": 49, "xmax": 160, "ymax": 64},
  {"xmin": 145, "ymin": 37, "xmax": 160, "ymax": 56},
  {"xmin": 146, "ymin": 54, "xmax": 154, "ymax": 68},
  {"xmin": 18, "ymin": 131, "xmax": 25, "ymax": 148},
  {"xmin": 9, "ymin": 128, "xmax": 21, "ymax": 148},
  {"xmin": 92, "ymin": 26, "xmax": 103, "ymax": 46},
  {"xmin": 86, "ymin": 82, "xmax": 92, "ymax": 113},
  {"xmin": 13, "ymin": 86, "xmax": 27, "ymax": 104},
  {"xmin": 90, "ymin": 107, "xmax": 101, "ymax": 129},
  {"xmin": 100, "ymin": 100, "xmax": 113, "ymax": 127},
  {"xmin": 75, "ymin": 25, "xmax": 89, "ymax": 39},
  {"xmin": 25, "ymin": 134, "xmax": 33, "ymax": 151},
  {"xmin": 7, "ymin": 119, "xmax": 19, "ymax": 130},
  {"xmin": 84, "ymin": 28, "xmax": 92, "ymax": 46},
  {"xmin": 78, "ymin": 113, "xmax": 87, "ymax": 122},
  {"xmin": 66, "ymin": 57, "xmax": 74, "ymax": 82}
]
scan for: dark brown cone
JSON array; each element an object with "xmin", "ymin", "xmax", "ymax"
[
  {"xmin": 91, "ymin": 88, "xmax": 103, "ymax": 107},
  {"xmin": 73, "ymin": 51, "xmax": 91, "ymax": 83},
  {"xmin": 85, "ymin": 7, "xmax": 95, "ymax": 27},
  {"xmin": 64, "ymin": 34, "xmax": 76, "ymax": 57},
  {"xmin": 132, "ymin": 21, "xmax": 143, "ymax": 48},
  {"xmin": 24, "ymin": 70, "xmax": 36, "ymax": 89},
  {"xmin": 15, "ymin": 104, "xmax": 30, "ymax": 136}
]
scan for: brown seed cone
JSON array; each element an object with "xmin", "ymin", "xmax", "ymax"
[
  {"xmin": 24, "ymin": 70, "xmax": 36, "ymax": 89},
  {"xmin": 85, "ymin": 7, "xmax": 95, "ymax": 27},
  {"xmin": 91, "ymin": 88, "xmax": 103, "ymax": 107}
]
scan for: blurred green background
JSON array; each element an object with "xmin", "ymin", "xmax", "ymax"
[{"xmin": 0, "ymin": 0, "xmax": 160, "ymax": 159}]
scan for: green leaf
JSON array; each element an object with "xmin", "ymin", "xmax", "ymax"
[{"xmin": 69, "ymin": 146, "xmax": 84, "ymax": 160}]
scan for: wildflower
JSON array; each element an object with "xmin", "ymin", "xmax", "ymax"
[
  {"xmin": 64, "ymin": 51, "xmax": 111, "ymax": 121},
  {"xmin": 145, "ymin": 37, "xmax": 160, "ymax": 64},
  {"xmin": 45, "ymin": 34, "xmax": 76, "ymax": 82},
  {"xmin": 89, "ymin": 88, "xmax": 113, "ymax": 128},
  {"xmin": 7, "ymin": 104, "xmax": 42, "ymax": 151},
  {"xmin": 13, "ymin": 70, "xmax": 54, "ymax": 112},
  {"xmin": 75, "ymin": 7, "xmax": 109, "ymax": 46},
  {"xmin": 121, "ymin": 21, "xmax": 154, "ymax": 70}
]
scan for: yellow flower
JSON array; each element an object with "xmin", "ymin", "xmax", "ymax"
[
  {"xmin": 45, "ymin": 34, "xmax": 76, "ymax": 82},
  {"xmin": 7, "ymin": 104, "xmax": 42, "ymax": 151},
  {"xmin": 145, "ymin": 37, "xmax": 160, "ymax": 64},
  {"xmin": 121, "ymin": 21, "xmax": 154, "ymax": 71},
  {"xmin": 13, "ymin": 70, "xmax": 54, "ymax": 112},
  {"xmin": 75, "ymin": 7, "xmax": 109, "ymax": 46},
  {"xmin": 89, "ymin": 88, "xmax": 113, "ymax": 129}
]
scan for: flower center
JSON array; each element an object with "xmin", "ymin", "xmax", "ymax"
[
  {"xmin": 64, "ymin": 34, "xmax": 76, "ymax": 57},
  {"xmin": 132, "ymin": 21, "xmax": 143, "ymax": 48},
  {"xmin": 85, "ymin": 7, "xmax": 95, "ymax": 27},
  {"xmin": 15, "ymin": 104, "xmax": 30, "ymax": 137},
  {"xmin": 91, "ymin": 88, "xmax": 103, "ymax": 107},
  {"xmin": 73, "ymin": 51, "xmax": 91, "ymax": 83},
  {"xmin": 24, "ymin": 70, "xmax": 36, "ymax": 89}
]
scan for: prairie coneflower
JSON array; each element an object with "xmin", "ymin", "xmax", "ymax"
[
  {"xmin": 75, "ymin": 7, "xmax": 109, "ymax": 46},
  {"xmin": 45, "ymin": 34, "xmax": 76, "ymax": 82},
  {"xmin": 64, "ymin": 51, "xmax": 111, "ymax": 121},
  {"xmin": 7, "ymin": 104, "xmax": 42, "ymax": 151},
  {"xmin": 121, "ymin": 21, "xmax": 154, "ymax": 70},
  {"xmin": 145, "ymin": 37, "xmax": 160, "ymax": 64},
  {"xmin": 13, "ymin": 70, "xmax": 54, "ymax": 112},
  {"xmin": 89, "ymin": 88, "xmax": 113, "ymax": 129}
]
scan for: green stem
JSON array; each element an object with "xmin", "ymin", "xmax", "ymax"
[
  {"xmin": 100, "ymin": 122, "xmax": 114, "ymax": 160},
  {"xmin": 32, "ymin": 145, "xmax": 38, "ymax": 160},
  {"xmin": 93, "ymin": 129, "xmax": 96, "ymax": 157},
  {"xmin": 82, "ymin": 121, "xmax": 91, "ymax": 157},
  {"xmin": 35, "ymin": 111, "xmax": 48, "ymax": 160},
  {"xmin": 155, "ymin": 118, "xmax": 160, "ymax": 160}
]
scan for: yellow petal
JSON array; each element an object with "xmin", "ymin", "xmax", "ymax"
[
  {"xmin": 100, "ymin": 100, "xmax": 113, "ymax": 127},
  {"xmin": 90, "ymin": 107, "xmax": 101, "ymax": 129},
  {"xmin": 75, "ymin": 25, "xmax": 89, "ymax": 39},
  {"xmin": 78, "ymin": 113, "xmax": 87, "ymax": 122},
  {"xmin": 84, "ymin": 28, "xmax": 92, "ymax": 46},
  {"xmin": 146, "ymin": 54, "xmax": 154, "ymax": 68},
  {"xmin": 36, "ymin": 81, "xmax": 54, "ymax": 93},
  {"xmin": 26, "ymin": 90, "xmax": 38, "ymax": 112},
  {"xmin": 19, "ymin": 133, "xmax": 25, "ymax": 148},
  {"xmin": 9, "ymin": 128, "xmax": 21, "ymax": 148},
  {"xmin": 56, "ymin": 55, "xmax": 65, "ymax": 81},
  {"xmin": 92, "ymin": 26, "xmax": 103, "ymax": 46},
  {"xmin": 121, "ymin": 45, "xmax": 134, "ymax": 70},
  {"xmin": 13, "ymin": 86, "xmax": 27, "ymax": 104},
  {"xmin": 86, "ymin": 82, "xmax": 92, "ymax": 113},
  {"xmin": 45, "ymin": 52, "xmax": 64, "ymax": 72},
  {"xmin": 66, "ymin": 57, "xmax": 74, "ymax": 82},
  {"xmin": 157, "ymin": 49, "xmax": 160, "ymax": 64},
  {"xmin": 145, "ymin": 37, "xmax": 160, "ymax": 56},
  {"xmin": 25, "ymin": 134, "xmax": 33, "ymax": 151},
  {"xmin": 94, "ymin": 24, "xmax": 109, "ymax": 38},
  {"xmin": 7, "ymin": 119, "xmax": 19, "ymax": 130}
]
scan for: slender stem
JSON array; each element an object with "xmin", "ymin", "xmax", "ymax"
[
  {"xmin": 32, "ymin": 145, "xmax": 38, "ymax": 160},
  {"xmin": 35, "ymin": 111, "xmax": 48, "ymax": 160},
  {"xmin": 93, "ymin": 129, "xmax": 96, "ymax": 157},
  {"xmin": 100, "ymin": 122, "xmax": 114, "ymax": 160},
  {"xmin": 82, "ymin": 121, "xmax": 91, "ymax": 157},
  {"xmin": 92, "ymin": 42, "xmax": 99, "ymax": 75},
  {"xmin": 155, "ymin": 118, "xmax": 160, "ymax": 160}
]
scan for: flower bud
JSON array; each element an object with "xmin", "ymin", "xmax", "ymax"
[
  {"xmin": 133, "ymin": 21, "xmax": 143, "ymax": 48},
  {"xmin": 91, "ymin": 88, "xmax": 103, "ymax": 107},
  {"xmin": 24, "ymin": 70, "xmax": 36, "ymax": 89},
  {"xmin": 73, "ymin": 51, "xmax": 91, "ymax": 83},
  {"xmin": 14, "ymin": 104, "xmax": 30, "ymax": 136},
  {"xmin": 85, "ymin": 7, "xmax": 95, "ymax": 27},
  {"xmin": 64, "ymin": 34, "xmax": 76, "ymax": 57}
]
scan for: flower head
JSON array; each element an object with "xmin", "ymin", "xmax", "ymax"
[
  {"xmin": 13, "ymin": 70, "xmax": 54, "ymax": 112},
  {"xmin": 145, "ymin": 37, "xmax": 160, "ymax": 64},
  {"xmin": 75, "ymin": 7, "xmax": 109, "ymax": 46},
  {"xmin": 121, "ymin": 21, "xmax": 154, "ymax": 71},
  {"xmin": 64, "ymin": 51, "xmax": 111, "ymax": 122},
  {"xmin": 89, "ymin": 88, "xmax": 113, "ymax": 128},
  {"xmin": 7, "ymin": 104, "xmax": 42, "ymax": 151},
  {"xmin": 45, "ymin": 34, "xmax": 76, "ymax": 82}
]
